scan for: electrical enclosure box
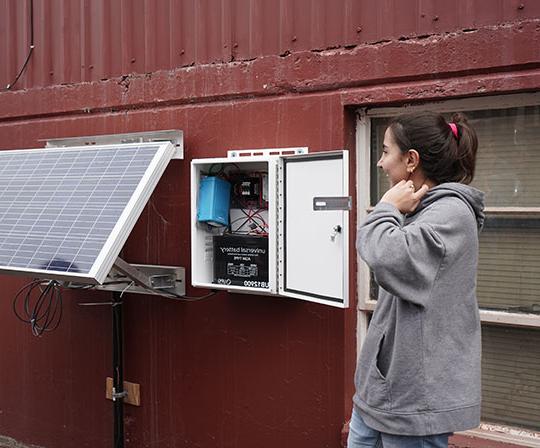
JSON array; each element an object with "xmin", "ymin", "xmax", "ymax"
[{"xmin": 191, "ymin": 148, "xmax": 350, "ymax": 308}]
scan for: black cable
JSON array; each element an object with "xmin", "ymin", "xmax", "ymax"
[
  {"xmin": 5, "ymin": 0, "xmax": 35, "ymax": 91},
  {"xmin": 63, "ymin": 279, "xmax": 219, "ymax": 303},
  {"xmin": 100, "ymin": 281, "xmax": 218, "ymax": 302},
  {"xmin": 13, "ymin": 279, "xmax": 63, "ymax": 336},
  {"xmin": 230, "ymin": 214, "xmax": 253, "ymax": 233},
  {"xmin": 110, "ymin": 277, "xmax": 218, "ymax": 302},
  {"xmin": 12, "ymin": 276, "xmax": 215, "ymax": 336},
  {"xmin": 205, "ymin": 164, "xmax": 224, "ymax": 176},
  {"xmin": 66, "ymin": 283, "xmax": 95, "ymax": 290},
  {"xmin": 162, "ymin": 289, "xmax": 218, "ymax": 302},
  {"xmin": 239, "ymin": 207, "xmax": 267, "ymax": 234}
]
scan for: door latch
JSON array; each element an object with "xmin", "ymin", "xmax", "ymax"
[{"xmin": 330, "ymin": 225, "xmax": 342, "ymax": 241}]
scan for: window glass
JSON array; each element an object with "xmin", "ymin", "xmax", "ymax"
[
  {"xmin": 482, "ymin": 324, "xmax": 540, "ymax": 431},
  {"xmin": 478, "ymin": 218, "xmax": 540, "ymax": 312},
  {"xmin": 470, "ymin": 106, "xmax": 540, "ymax": 207},
  {"xmin": 370, "ymin": 106, "xmax": 540, "ymax": 207},
  {"xmin": 370, "ymin": 117, "xmax": 391, "ymax": 205}
]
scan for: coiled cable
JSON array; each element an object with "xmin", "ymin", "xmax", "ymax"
[{"xmin": 13, "ymin": 279, "xmax": 63, "ymax": 336}]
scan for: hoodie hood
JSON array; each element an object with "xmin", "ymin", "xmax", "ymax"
[{"xmin": 412, "ymin": 182, "xmax": 485, "ymax": 230}]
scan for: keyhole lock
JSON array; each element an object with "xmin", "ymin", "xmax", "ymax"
[{"xmin": 330, "ymin": 225, "xmax": 342, "ymax": 241}]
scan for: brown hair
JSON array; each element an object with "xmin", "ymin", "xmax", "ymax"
[{"xmin": 388, "ymin": 111, "xmax": 478, "ymax": 184}]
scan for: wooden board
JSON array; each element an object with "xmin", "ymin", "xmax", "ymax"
[{"xmin": 105, "ymin": 377, "xmax": 141, "ymax": 406}]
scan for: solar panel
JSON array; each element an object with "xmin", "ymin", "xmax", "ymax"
[{"xmin": 0, "ymin": 142, "xmax": 175, "ymax": 284}]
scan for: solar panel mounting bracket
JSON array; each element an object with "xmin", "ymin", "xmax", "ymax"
[
  {"xmin": 91, "ymin": 257, "xmax": 186, "ymax": 298},
  {"xmin": 43, "ymin": 130, "xmax": 184, "ymax": 159},
  {"xmin": 112, "ymin": 257, "xmax": 154, "ymax": 290}
]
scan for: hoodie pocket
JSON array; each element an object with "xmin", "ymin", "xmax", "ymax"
[{"xmin": 356, "ymin": 325, "xmax": 392, "ymax": 410}]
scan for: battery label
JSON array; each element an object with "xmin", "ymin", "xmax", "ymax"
[{"xmin": 213, "ymin": 235, "xmax": 268, "ymax": 288}]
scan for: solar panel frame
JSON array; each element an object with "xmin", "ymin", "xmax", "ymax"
[
  {"xmin": 89, "ymin": 141, "xmax": 175, "ymax": 284},
  {"xmin": 0, "ymin": 141, "xmax": 175, "ymax": 284}
]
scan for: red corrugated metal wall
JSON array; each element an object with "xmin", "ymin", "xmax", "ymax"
[
  {"xmin": 0, "ymin": 1, "xmax": 539, "ymax": 447},
  {"xmin": 0, "ymin": 95, "xmax": 356, "ymax": 448},
  {"xmin": 2, "ymin": 0, "xmax": 539, "ymax": 90}
]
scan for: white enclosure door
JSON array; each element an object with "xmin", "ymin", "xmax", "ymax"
[{"xmin": 278, "ymin": 151, "xmax": 349, "ymax": 308}]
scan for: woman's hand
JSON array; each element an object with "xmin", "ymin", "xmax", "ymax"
[{"xmin": 380, "ymin": 180, "xmax": 429, "ymax": 214}]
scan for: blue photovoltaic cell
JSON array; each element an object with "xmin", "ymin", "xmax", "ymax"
[{"xmin": 0, "ymin": 145, "xmax": 162, "ymax": 278}]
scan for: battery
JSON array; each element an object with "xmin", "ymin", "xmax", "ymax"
[{"xmin": 213, "ymin": 234, "xmax": 269, "ymax": 288}]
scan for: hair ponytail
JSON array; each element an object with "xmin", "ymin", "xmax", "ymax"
[
  {"xmin": 388, "ymin": 111, "xmax": 479, "ymax": 185},
  {"xmin": 449, "ymin": 112, "xmax": 478, "ymax": 184}
]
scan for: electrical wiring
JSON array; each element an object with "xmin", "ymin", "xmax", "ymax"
[
  {"xmin": 65, "ymin": 282, "xmax": 95, "ymax": 290},
  {"xmin": 205, "ymin": 164, "xmax": 225, "ymax": 176},
  {"xmin": 229, "ymin": 206, "xmax": 268, "ymax": 235},
  {"xmin": 230, "ymin": 211, "xmax": 260, "ymax": 233},
  {"xmin": 160, "ymin": 289, "xmax": 218, "ymax": 302},
  {"xmin": 4, "ymin": 0, "xmax": 34, "ymax": 91},
  {"xmin": 104, "ymin": 276, "xmax": 219, "ymax": 301},
  {"xmin": 203, "ymin": 163, "xmax": 241, "ymax": 178},
  {"xmin": 72, "ymin": 280, "xmax": 219, "ymax": 302},
  {"xmin": 240, "ymin": 207, "xmax": 268, "ymax": 234},
  {"xmin": 13, "ymin": 279, "xmax": 63, "ymax": 336}
]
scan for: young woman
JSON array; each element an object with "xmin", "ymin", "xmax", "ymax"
[{"xmin": 348, "ymin": 112, "xmax": 484, "ymax": 448}]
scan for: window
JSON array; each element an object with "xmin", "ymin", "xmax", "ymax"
[{"xmin": 356, "ymin": 94, "xmax": 540, "ymax": 438}]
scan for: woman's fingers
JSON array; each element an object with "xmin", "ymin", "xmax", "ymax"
[
  {"xmin": 409, "ymin": 184, "xmax": 430, "ymax": 212},
  {"xmin": 413, "ymin": 184, "xmax": 429, "ymax": 199},
  {"xmin": 382, "ymin": 180, "xmax": 430, "ymax": 213}
]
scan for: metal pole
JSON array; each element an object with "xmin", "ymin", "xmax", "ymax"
[{"xmin": 112, "ymin": 292, "xmax": 124, "ymax": 448}]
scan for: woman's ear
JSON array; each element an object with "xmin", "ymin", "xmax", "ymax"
[{"xmin": 406, "ymin": 149, "xmax": 420, "ymax": 173}]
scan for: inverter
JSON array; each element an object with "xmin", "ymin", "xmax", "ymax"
[{"xmin": 213, "ymin": 234, "xmax": 269, "ymax": 288}]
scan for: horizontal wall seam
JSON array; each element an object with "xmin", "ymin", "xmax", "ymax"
[
  {"xmin": 1, "ymin": 69, "xmax": 539, "ymax": 129},
  {"xmin": 1, "ymin": 63, "xmax": 540, "ymax": 124}
]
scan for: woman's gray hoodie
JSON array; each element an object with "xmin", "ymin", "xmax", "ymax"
[{"xmin": 354, "ymin": 183, "xmax": 485, "ymax": 436}]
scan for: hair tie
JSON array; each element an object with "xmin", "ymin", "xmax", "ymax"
[{"xmin": 448, "ymin": 122, "xmax": 458, "ymax": 138}]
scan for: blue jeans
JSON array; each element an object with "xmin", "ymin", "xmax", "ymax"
[{"xmin": 347, "ymin": 407, "xmax": 450, "ymax": 448}]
